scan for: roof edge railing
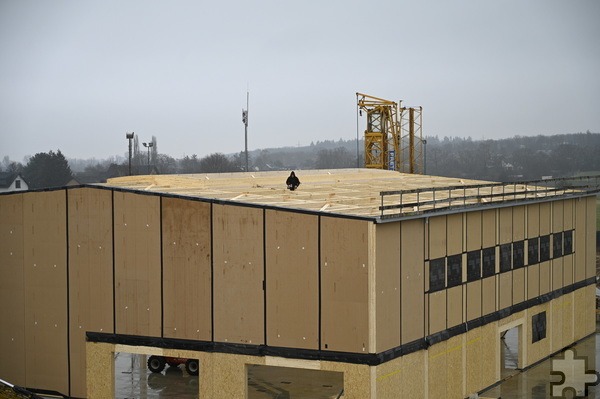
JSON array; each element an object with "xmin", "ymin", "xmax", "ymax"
[{"xmin": 379, "ymin": 175, "xmax": 600, "ymax": 219}]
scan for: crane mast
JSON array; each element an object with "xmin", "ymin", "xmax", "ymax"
[{"xmin": 356, "ymin": 92, "xmax": 424, "ymax": 174}]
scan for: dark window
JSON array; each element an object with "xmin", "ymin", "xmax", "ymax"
[
  {"xmin": 482, "ymin": 247, "xmax": 496, "ymax": 278},
  {"xmin": 429, "ymin": 258, "xmax": 445, "ymax": 292},
  {"xmin": 528, "ymin": 237, "xmax": 539, "ymax": 265},
  {"xmin": 467, "ymin": 250, "xmax": 481, "ymax": 282},
  {"xmin": 532, "ymin": 311, "xmax": 547, "ymax": 343},
  {"xmin": 553, "ymin": 232, "xmax": 563, "ymax": 258},
  {"xmin": 15, "ymin": 179, "xmax": 21, "ymax": 189},
  {"xmin": 447, "ymin": 254, "xmax": 462, "ymax": 288},
  {"xmin": 500, "ymin": 244, "xmax": 512, "ymax": 272},
  {"xmin": 564, "ymin": 230, "xmax": 573, "ymax": 254},
  {"xmin": 513, "ymin": 241, "xmax": 524, "ymax": 269},
  {"xmin": 540, "ymin": 235, "xmax": 551, "ymax": 262}
]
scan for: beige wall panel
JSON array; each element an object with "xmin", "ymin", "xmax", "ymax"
[
  {"xmin": 526, "ymin": 204, "xmax": 540, "ymax": 238},
  {"xmin": 482, "ymin": 209, "xmax": 496, "ymax": 247},
  {"xmin": 539, "ymin": 202, "xmax": 551, "ymax": 235},
  {"xmin": 466, "ymin": 328, "xmax": 483, "ymax": 395},
  {"xmin": 480, "ymin": 322, "xmax": 498, "ymax": 389},
  {"xmin": 446, "ymin": 213, "xmax": 463, "ymax": 255},
  {"xmin": 527, "ymin": 264, "xmax": 540, "ymax": 300},
  {"xmin": 578, "ymin": 285, "xmax": 595, "ymax": 338},
  {"xmin": 552, "ymin": 200, "xmax": 564, "ymax": 233},
  {"xmin": 376, "ymin": 351, "xmax": 426, "ymax": 399},
  {"xmin": 446, "ymin": 335, "xmax": 464, "ymax": 399},
  {"xmin": 162, "ymin": 197, "xmax": 212, "ymax": 341},
  {"xmin": 374, "ymin": 222, "xmax": 400, "ymax": 351},
  {"xmin": 563, "ymin": 254, "xmax": 574, "ymax": 286},
  {"xmin": 573, "ymin": 287, "xmax": 587, "ymax": 341},
  {"xmin": 401, "ymin": 219, "xmax": 425, "ymax": 344},
  {"xmin": 424, "ymin": 294, "xmax": 429, "ymax": 336},
  {"xmin": 68, "ymin": 188, "xmax": 114, "ymax": 398},
  {"xmin": 375, "ymin": 352, "xmax": 403, "ymax": 399},
  {"xmin": 428, "ymin": 291, "xmax": 446, "ymax": 335},
  {"xmin": 86, "ymin": 342, "xmax": 115, "ymax": 399},
  {"xmin": 114, "ymin": 192, "xmax": 161, "ymax": 337},
  {"xmin": 585, "ymin": 196, "xmax": 596, "ymax": 279},
  {"xmin": 0, "ymin": 194, "xmax": 26, "ymax": 385},
  {"xmin": 466, "ymin": 211, "xmax": 482, "ymax": 252},
  {"xmin": 498, "ymin": 309, "xmax": 524, "ymax": 328},
  {"xmin": 587, "ymin": 284, "xmax": 596, "ymax": 337},
  {"xmin": 213, "ymin": 204, "xmax": 264, "ymax": 344},
  {"xmin": 552, "ymin": 258, "xmax": 563, "ymax": 291},
  {"xmin": 498, "ymin": 272, "xmax": 512, "ymax": 310},
  {"xmin": 551, "ymin": 296, "xmax": 564, "ymax": 353},
  {"xmin": 424, "ymin": 260, "xmax": 429, "ymax": 292},
  {"xmin": 466, "ymin": 281, "xmax": 482, "ymax": 321},
  {"xmin": 498, "ymin": 207, "xmax": 512, "ymax": 244},
  {"xmin": 562, "ymin": 292, "xmax": 574, "ymax": 349},
  {"xmin": 399, "ymin": 350, "xmax": 426, "ymax": 398},
  {"xmin": 321, "ymin": 217, "xmax": 369, "ymax": 353},
  {"xmin": 563, "ymin": 199, "xmax": 574, "ymax": 230},
  {"xmin": 512, "ymin": 268, "xmax": 525, "ymax": 305},
  {"xmin": 447, "ymin": 285, "xmax": 463, "ymax": 328},
  {"xmin": 23, "ymin": 191, "xmax": 68, "ymax": 393},
  {"xmin": 574, "ymin": 198, "xmax": 587, "ymax": 282},
  {"xmin": 320, "ymin": 361, "xmax": 371, "ymax": 399},
  {"xmin": 266, "ymin": 210, "xmax": 319, "ymax": 350},
  {"xmin": 539, "ymin": 262, "xmax": 551, "ymax": 295},
  {"xmin": 481, "ymin": 276, "xmax": 496, "ymax": 315},
  {"xmin": 427, "ymin": 341, "xmax": 448, "ymax": 399},
  {"xmin": 428, "ymin": 215, "xmax": 446, "ymax": 259},
  {"xmin": 512, "ymin": 205, "xmax": 525, "ymax": 241},
  {"xmin": 209, "ymin": 353, "xmax": 267, "ymax": 399}
]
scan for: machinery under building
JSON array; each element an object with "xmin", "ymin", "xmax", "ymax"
[{"xmin": 0, "ymin": 168, "xmax": 597, "ymax": 398}]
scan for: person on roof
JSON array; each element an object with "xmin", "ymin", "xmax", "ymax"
[{"xmin": 286, "ymin": 171, "xmax": 300, "ymax": 191}]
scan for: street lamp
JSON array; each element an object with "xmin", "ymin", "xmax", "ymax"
[
  {"xmin": 142, "ymin": 142, "xmax": 154, "ymax": 174},
  {"xmin": 126, "ymin": 132, "xmax": 134, "ymax": 176}
]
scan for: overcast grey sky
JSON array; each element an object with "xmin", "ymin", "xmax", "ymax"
[{"xmin": 1, "ymin": 0, "xmax": 599, "ymax": 162}]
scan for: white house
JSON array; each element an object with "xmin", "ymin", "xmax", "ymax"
[{"xmin": 0, "ymin": 172, "xmax": 28, "ymax": 192}]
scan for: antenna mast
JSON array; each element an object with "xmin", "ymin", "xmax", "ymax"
[{"xmin": 242, "ymin": 91, "xmax": 249, "ymax": 172}]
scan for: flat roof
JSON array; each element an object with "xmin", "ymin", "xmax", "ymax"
[
  {"xmin": 104, "ymin": 169, "xmax": 498, "ymax": 218},
  {"xmin": 104, "ymin": 169, "xmax": 593, "ymax": 220}
]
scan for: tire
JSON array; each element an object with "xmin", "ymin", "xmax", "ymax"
[
  {"xmin": 185, "ymin": 359, "xmax": 199, "ymax": 376},
  {"xmin": 148, "ymin": 356, "xmax": 166, "ymax": 373}
]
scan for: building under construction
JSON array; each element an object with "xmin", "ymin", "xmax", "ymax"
[{"xmin": 0, "ymin": 169, "xmax": 597, "ymax": 398}]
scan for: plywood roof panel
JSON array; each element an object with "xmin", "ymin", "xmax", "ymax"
[{"xmin": 104, "ymin": 169, "xmax": 488, "ymax": 219}]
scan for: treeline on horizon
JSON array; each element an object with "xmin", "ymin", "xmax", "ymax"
[{"xmin": 1, "ymin": 132, "xmax": 599, "ymax": 189}]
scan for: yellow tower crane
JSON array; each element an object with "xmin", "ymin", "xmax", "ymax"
[{"xmin": 356, "ymin": 92, "xmax": 425, "ymax": 174}]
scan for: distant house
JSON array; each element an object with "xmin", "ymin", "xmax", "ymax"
[{"xmin": 0, "ymin": 172, "xmax": 28, "ymax": 192}]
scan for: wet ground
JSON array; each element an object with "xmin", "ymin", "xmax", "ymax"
[
  {"xmin": 246, "ymin": 364, "xmax": 343, "ymax": 399},
  {"xmin": 115, "ymin": 353, "xmax": 198, "ymax": 399}
]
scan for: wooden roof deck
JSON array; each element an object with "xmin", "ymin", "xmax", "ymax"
[
  {"xmin": 104, "ymin": 169, "xmax": 488, "ymax": 218},
  {"xmin": 104, "ymin": 169, "xmax": 588, "ymax": 220}
]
